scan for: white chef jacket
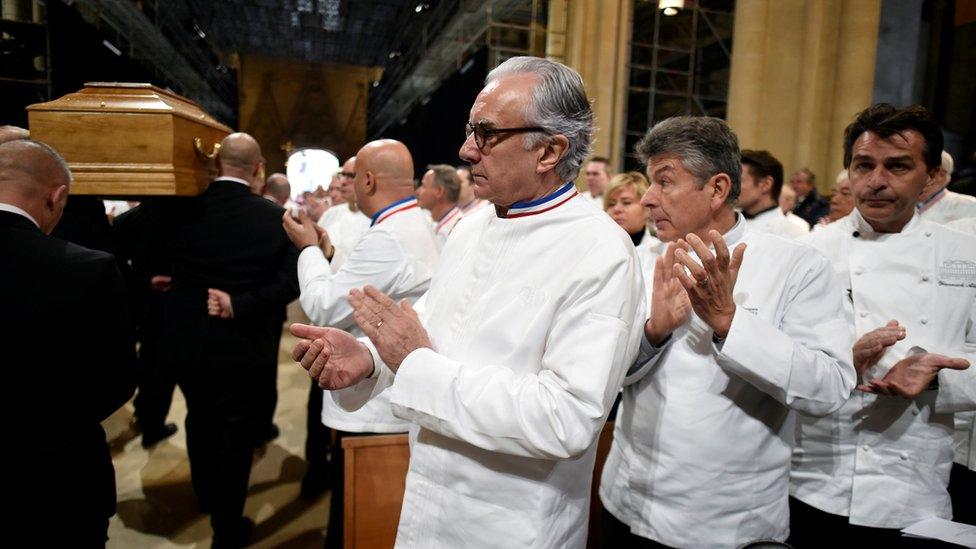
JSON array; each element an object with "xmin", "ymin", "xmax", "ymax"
[
  {"xmin": 334, "ymin": 184, "xmax": 646, "ymax": 548},
  {"xmin": 600, "ymin": 215, "xmax": 855, "ymax": 548},
  {"xmin": 743, "ymin": 206, "xmax": 810, "ymax": 239},
  {"xmin": 785, "ymin": 211, "xmax": 811, "ymax": 232},
  {"xmin": 317, "ymin": 202, "xmax": 370, "ymax": 269},
  {"xmin": 459, "ymin": 197, "xmax": 489, "ymax": 215},
  {"xmin": 580, "ymin": 190, "xmax": 604, "ymax": 209},
  {"xmin": 299, "ymin": 197, "xmax": 439, "ymax": 433},
  {"xmin": 948, "ymin": 219, "xmax": 976, "ymax": 471},
  {"xmin": 431, "ymin": 205, "xmax": 463, "ymax": 250},
  {"xmin": 918, "ymin": 189, "xmax": 976, "ymax": 225},
  {"xmin": 791, "ymin": 210, "xmax": 976, "ymax": 529}
]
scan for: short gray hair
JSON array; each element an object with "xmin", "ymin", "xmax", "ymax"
[
  {"xmin": 0, "ymin": 139, "xmax": 72, "ymax": 185},
  {"xmin": 635, "ymin": 116, "xmax": 740, "ymax": 204},
  {"xmin": 426, "ymin": 164, "xmax": 461, "ymax": 203},
  {"xmin": 486, "ymin": 56, "xmax": 594, "ymax": 182}
]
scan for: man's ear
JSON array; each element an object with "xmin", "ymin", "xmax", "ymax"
[
  {"xmin": 759, "ymin": 176, "xmax": 774, "ymax": 196},
  {"xmin": 537, "ymin": 134, "xmax": 570, "ymax": 175},
  {"xmin": 709, "ymin": 173, "xmax": 733, "ymax": 211},
  {"xmin": 363, "ymin": 171, "xmax": 377, "ymax": 196},
  {"xmin": 48, "ymin": 184, "xmax": 69, "ymax": 210}
]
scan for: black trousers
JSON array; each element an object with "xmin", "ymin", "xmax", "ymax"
[
  {"xmin": 305, "ymin": 379, "xmax": 331, "ymax": 474},
  {"xmin": 950, "ymin": 462, "xmax": 976, "ymax": 525},
  {"xmin": 788, "ymin": 496, "xmax": 957, "ymax": 548},
  {"xmin": 132, "ymin": 298, "xmax": 174, "ymax": 433},
  {"xmin": 179, "ymin": 364, "xmax": 261, "ymax": 548},
  {"xmin": 599, "ymin": 508, "xmax": 675, "ymax": 549}
]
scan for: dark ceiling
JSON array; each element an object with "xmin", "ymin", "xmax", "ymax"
[{"xmin": 180, "ymin": 0, "xmax": 431, "ymax": 67}]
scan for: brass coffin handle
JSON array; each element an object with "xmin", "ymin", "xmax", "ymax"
[{"xmin": 193, "ymin": 137, "xmax": 221, "ymax": 159}]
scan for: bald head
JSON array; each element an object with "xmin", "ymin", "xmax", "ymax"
[
  {"xmin": 0, "ymin": 125, "xmax": 30, "ymax": 144},
  {"xmin": 353, "ymin": 140, "xmax": 415, "ymax": 217},
  {"xmin": 217, "ymin": 132, "xmax": 264, "ymax": 184},
  {"xmin": 265, "ymin": 173, "xmax": 290, "ymax": 205},
  {"xmin": 0, "ymin": 140, "xmax": 72, "ymax": 233}
]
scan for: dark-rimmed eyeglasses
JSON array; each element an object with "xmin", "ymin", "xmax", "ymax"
[{"xmin": 465, "ymin": 121, "xmax": 546, "ymax": 153}]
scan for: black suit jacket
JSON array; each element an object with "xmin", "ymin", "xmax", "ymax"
[
  {"xmin": 793, "ymin": 189, "xmax": 830, "ymax": 228},
  {"xmin": 156, "ymin": 180, "xmax": 299, "ymax": 374},
  {"xmin": 0, "ymin": 209, "xmax": 136, "ymax": 518}
]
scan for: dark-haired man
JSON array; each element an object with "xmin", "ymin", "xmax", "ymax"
[
  {"xmin": 790, "ymin": 104, "xmax": 976, "ymax": 544},
  {"xmin": 600, "ymin": 116, "xmax": 853, "ymax": 548},
  {"xmin": 740, "ymin": 149, "xmax": 809, "ymax": 238}
]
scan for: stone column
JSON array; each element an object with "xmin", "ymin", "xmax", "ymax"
[
  {"xmin": 547, "ymin": 0, "xmax": 633, "ymax": 173},
  {"xmin": 726, "ymin": 0, "xmax": 881, "ymax": 192}
]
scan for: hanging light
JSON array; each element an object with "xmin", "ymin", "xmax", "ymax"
[{"xmin": 659, "ymin": 0, "xmax": 684, "ymax": 16}]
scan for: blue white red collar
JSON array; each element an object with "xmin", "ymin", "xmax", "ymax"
[
  {"xmin": 371, "ymin": 196, "xmax": 418, "ymax": 226},
  {"xmin": 917, "ymin": 187, "xmax": 946, "ymax": 213},
  {"xmin": 503, "ymin": 182, "xmax": 578, "ymax": 218},
  {"xmin": 435, "ymin": 206, "xmax": 462, "ymax": 232}
]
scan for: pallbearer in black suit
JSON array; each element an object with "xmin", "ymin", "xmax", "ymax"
[
  {"xmin": 156, "ymin": 132, "xmax": 299, "ymax": 548},
  {"xmin": 0, "ymin": 139, "xmax": 137, "ymax": 547}
]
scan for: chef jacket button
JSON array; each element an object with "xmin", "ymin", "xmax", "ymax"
[
  {"xmin": 920, "ymin": 317, "xmax": 929, "ymax": 325},
  {"xmin": 925, "ymin": 231, "xmax": 932, "ymax": 237},
  {"xmin": 911, "ymin": 408, "xmax": 920, "ymax": 416},
  {"xmin": 853, "ymin": 268, "xmax": 863, "ymax": 276},
  {"xmin": 922, "ymin": 275, "xmax": 930, "ymax": 282},
  {"xmin": 900, "ymin": 452, "xmax": 909, "ymax": 460},
  {"xmin": 862, "ymin": 445, "xmax": 870, "ymax": 452},
  {"xmin": 859, "ymin": 311, "xmax": 868, "ymax": 318}
]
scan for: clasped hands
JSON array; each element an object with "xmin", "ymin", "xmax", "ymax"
[
  {"xmin": 853, "ymin": 320, "xmax": 969, "ymax": 398},
  {"xmin": 645, "ymin": 230, "xmax": 746, "ymax": 345},
  {"xmin": 282, "ymin": 208, "xmax": 334, "ymax": 258},
  {"xmin": 290, "ymin": 285, "xmax": 433, "ymax": 390}
]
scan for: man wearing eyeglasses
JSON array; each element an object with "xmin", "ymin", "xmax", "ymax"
[
  {"xmin": 289, "ymin": 56, "xmax": 646, "ymax": 548},
  {"xmin": 316, "ymin": 156, "xmax": 370, "ymax": 269}
]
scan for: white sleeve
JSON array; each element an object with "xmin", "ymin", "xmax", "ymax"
[
  {"xmin": 936, "ymin": 292, "xmax": 976, "ymax": 413},
  {"xmin": 714, "ymin": 252, "xmax": 856, "ymax": 417},
  {"xmin": 297, "ymin": 231, "xmax": 405, "ymax": 329},
  {"xmin": 383, "ymin": 250, "xmax": 646, "ymax": 460}
]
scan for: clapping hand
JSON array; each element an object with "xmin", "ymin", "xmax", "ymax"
[
  {"xmin": 671, "ymin": 231, "xmax": 746, "ymax": 338},
  {"xmin": 644, "ymin": 242, "xmax": 693, "ymax": 345},
  {"xmin": 858, "ymin": 352, "xmax": 970, "ymax": 398},
  {"xmin": 852, "ymin": 320, "xmax": 905, "ymax": 377},
  {"xmin": 350, "ymin": 285, "xmax": 432, "ymax": 372},
  {"xmin": 290, "ymin": 323, "xmax": 375, "ymax": 389}
]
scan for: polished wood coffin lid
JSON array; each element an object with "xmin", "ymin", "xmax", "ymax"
[{"xmin": 27, "ymin": 82, "xmax": 232, "ymax": 196}]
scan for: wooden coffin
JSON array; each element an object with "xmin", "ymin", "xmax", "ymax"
[{"xmin": 26, "ymin": 82, "xmax": 231, "ymax": 196}]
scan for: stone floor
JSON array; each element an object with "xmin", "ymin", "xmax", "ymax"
[{"xmin": 102, "ymin": 306, "xmax": 329, "ymax": 548}]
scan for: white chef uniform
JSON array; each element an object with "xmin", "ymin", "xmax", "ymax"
[
  {"xmin": 743, "ymin": 205, "xmax": 810, "ymax": 239},
  {"xmin": 918, "ymin": 188, "xmax": 976, "ymax": 225},
  {"xmin": 600, "ymin": 215, "xmax": 855, "ymax": 548},
  {"xmin": 791, "ymin": 210, "xmax": 976, "ymax": 529},
  {"xmin": 316, "ymin": 202, "xmax": 370, "ymax": 270},
  {"xmin": 299, "ymin": 196, "xmax": 439, "ymax": 433},
  {"xmin": 431, "ymin": 205, "xmax": 463, "ymax": 250},
  {"xmin": 335, "ymin": 183, "xmax": 646, "ymax": 548}
]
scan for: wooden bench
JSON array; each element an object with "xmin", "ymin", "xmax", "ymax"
[{"xmin": 342, "ymin": 422, "xmax": 616, "ymax": 549}]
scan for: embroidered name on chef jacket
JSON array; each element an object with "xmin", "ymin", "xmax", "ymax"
[{"xmin": 939, "ymin": 259, "xmax": 976, "ymax": 288}]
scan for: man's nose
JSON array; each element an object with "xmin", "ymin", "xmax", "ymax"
[{"xmin": 459, "ymin": 134, "xmax": 480, "ymax": 165}]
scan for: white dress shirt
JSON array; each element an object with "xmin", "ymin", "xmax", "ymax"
[
  {"xmin": 334, "ymin": 184, "xmax": 646, "ymax": 548},
  {"xmin": 743, "ymin": 206, "xmax": 810, "ymax": 239},
  {"xmin": 600, "ymin": 215, "xmax": 854, "ymax": 548},
  {"xmin": 316, "ymin": 202, "xmax": 370, "ymax": 269},
  {"xmin": 299, "ymin": 197, "xmax": 439, "ymax": 433},
  {"xmin": 918, "ymin": 189, "xmax": 976, "ymax": 225},
  {"xmin": 791, "ymin": 210, "xmax": 976, "ymax": 529}
]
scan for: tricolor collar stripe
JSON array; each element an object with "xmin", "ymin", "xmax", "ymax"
[
  {"xmin": 371, "ymin": 196, "xmax": 418, "ymax": 226},
  {"xmin": 917, "ymin": 188, "xmax": 946, "ymax": 213},
  {"xmin": 436, "ymin": 207, "xmax": 461, "ymax": 232},
  {"xmin": 505, "ymin": 182, "xmax": 577, "ymax": 217}
]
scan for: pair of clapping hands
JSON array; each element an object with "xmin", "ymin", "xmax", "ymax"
[
  {"xmin": 854, "ymin": 320, "xmax": 969, "ymax": 398},
  {"xmin": 291, "ymin": 285, "xmax": 432, "ymax": 390}
]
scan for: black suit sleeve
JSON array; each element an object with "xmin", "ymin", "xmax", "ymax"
[{"xmin": 230, "ymin": 241, "xmax": 300, "ymax": 321}]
